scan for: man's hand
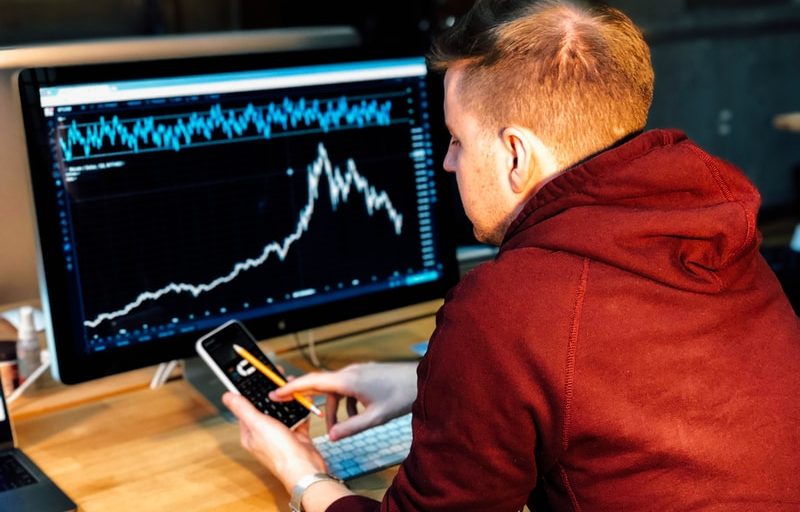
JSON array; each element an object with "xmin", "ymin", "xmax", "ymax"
[
  {"xmin": 223, "ymin": 393, "xmax": 354, "ymax": 511},
  {"xmin": 269, "ymin": 362, "xmax": 418, "ymax": 441},
  {"xmin": 222, "ymin": 392, "xmax": 326, "ymax": 489}
]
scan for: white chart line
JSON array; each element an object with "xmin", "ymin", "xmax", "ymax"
[{"xmin": 84, "ymin": 142, "xmax": 403, "ymax": 328}]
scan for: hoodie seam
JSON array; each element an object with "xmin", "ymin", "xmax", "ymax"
[
  {"xmin": 562, "ymin": 257, "xmax": 590, "ymax": 453},
  {"xmin": 551, "ymin": 259, "xmax": 590, "ymax": 510},
  {"xmin": 686, "ymin": 144, "xmax": 734, "ymax": 201},
  {"xmin": 559, "ymin": 463, "xmax": 582, "ymax": 512},
  {"xmin": 686, "ymin": 144, "xmax": 757, "ymax": 268}
]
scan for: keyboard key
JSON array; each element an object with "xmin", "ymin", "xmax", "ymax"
[{"xmin": 0, "ymin": 454, "xmax": 37, "ymax": 492}]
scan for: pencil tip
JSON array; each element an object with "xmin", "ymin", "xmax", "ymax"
[{"xmin": 232, "ymin": 344, "xmax": 242, "ymax": 352}]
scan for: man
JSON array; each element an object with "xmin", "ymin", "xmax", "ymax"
[{"xmin": 223, "ymin": 0, "xmax": 800, "ymax": 510}]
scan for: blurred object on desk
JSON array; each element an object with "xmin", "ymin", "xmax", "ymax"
[
  {"xmin": 773, "ymin": 112, "xmax": 800, "ymax": 132},
  {"xmin": 0, "ymin": 340, "xmax": 18, "ymax": 397},
  {"xmin": 0, "ymin": 307, "xmax": 45, "ymax": 333}
]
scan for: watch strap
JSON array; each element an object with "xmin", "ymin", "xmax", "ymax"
[{"xmin": 289, "ymin": 472, "xmax": 343, "ymax": 512}]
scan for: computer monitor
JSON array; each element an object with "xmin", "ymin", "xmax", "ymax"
[{"xmin": 17, "ymin": 40, "xmax": 459, "ymax": 384}]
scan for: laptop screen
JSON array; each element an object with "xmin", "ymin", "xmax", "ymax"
[{"xmin": 0, "ymin": 390, "xmax": 13, "ymax": 445}]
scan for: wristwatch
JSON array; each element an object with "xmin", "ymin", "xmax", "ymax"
[{"xmin": 289, "ymin": 472, "xmax": 344, "ymax": 512}]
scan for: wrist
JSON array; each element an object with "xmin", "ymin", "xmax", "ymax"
[
  {"xmin": 282, "ymin": 461, "xmax": 323, "ymax": 490},
  {"xmin": 289, "ymin": 472, "xmax": 350, "ymax": 512}
]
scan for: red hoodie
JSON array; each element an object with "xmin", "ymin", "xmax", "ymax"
[{"xmin": 329, "ymin": 129, "xmax": 800, "ymax": 511}]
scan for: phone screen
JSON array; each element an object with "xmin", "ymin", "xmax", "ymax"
[{"xmin": 198, "ymin": 320, "xmax": 309, "ymax": 428}]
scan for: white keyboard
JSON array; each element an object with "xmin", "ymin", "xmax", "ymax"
[{"xmin": 313, "ymin": 413, "xmax": 413, "ymax": 480}]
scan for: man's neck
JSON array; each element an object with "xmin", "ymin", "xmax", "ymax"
[{"xmin": 562, "ymin": 129, "xmax": 644, "ymax": 174}]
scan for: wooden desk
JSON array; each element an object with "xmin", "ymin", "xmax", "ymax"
[{"xmin": 10, "ymin": 306, "xmax": 437, "ymax": 511}]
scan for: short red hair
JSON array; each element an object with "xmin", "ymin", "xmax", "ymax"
[{"xmin": 428, "ymin": 0, "xmax": 654, "ymax": 167}]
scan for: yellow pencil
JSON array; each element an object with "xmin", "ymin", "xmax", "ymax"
[{"xmin": 232, "ymin": 343, "xmax": 322, "ymax": 417}]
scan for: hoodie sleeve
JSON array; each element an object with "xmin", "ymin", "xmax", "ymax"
[{"xmin": 327, "ymin": 495, "xmax": 381, "ymax": 511}]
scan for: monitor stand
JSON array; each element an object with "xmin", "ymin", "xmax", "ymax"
[
  {"xmin": 182, "ymin": 356, "xmax": 234, "ymax": 422},
  {"xmin": 181, "ymin": 353, "xmax": 305, "ymax": 423}
]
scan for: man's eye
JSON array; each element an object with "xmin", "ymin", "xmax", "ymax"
[{"xmin": 449, "ymin": 137, "xmax": 460, "ymax": 146}]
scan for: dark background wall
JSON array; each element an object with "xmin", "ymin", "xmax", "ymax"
[{"xmin": 629, "ymin": 0, "xmax": 800, "ymax": 220}]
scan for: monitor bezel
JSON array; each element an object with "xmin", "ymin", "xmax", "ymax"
[{"xmin": 18, "ymin": 45, "xmax": 459, "ymax": 384}]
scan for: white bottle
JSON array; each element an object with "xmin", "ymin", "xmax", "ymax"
[{"xmin": 16, "ymin": 306, "xmax": 41, "ymax": 384}]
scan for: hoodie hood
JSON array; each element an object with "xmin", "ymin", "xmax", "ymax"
[{"xmin": 501, "ymin": 129, "xmax": 762, "ymax": 293}]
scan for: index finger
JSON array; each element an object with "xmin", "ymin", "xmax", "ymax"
[{"xmin": 269, "ymin": 371, "xmax": 348, "ymax": 401}]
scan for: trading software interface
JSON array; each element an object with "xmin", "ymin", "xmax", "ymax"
[{"xmin": 33, "ymin": 57, "xmax": 445, "ymax": 354}]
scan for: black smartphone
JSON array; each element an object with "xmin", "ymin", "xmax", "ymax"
[{"xmin": 195, "ymin": 319, "xmax": 310, "ymax": 429}]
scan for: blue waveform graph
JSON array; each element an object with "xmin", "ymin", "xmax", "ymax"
[
  {"xmin": 83, "ymin": 142, "xmax": 404, "ymax": 329},
  {"xmin": 59, "ymin": 96, "xmax": 396, "ymax": 161}
]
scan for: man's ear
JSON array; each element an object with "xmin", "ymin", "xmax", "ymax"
[{"xmin": 501, "ymin": 127, "xmax": 557, "ymax": 195}]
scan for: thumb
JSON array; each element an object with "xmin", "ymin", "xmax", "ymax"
[
  {"xmin": 222, "ymin": 392, "xmax": 263, "ymax": 425},
  {"xmin": 329, "ymin": 410, "xmax": 380, "ymax": 441}
]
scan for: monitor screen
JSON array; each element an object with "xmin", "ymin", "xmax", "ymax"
[{"xmin": 18, "ymin": 48, "xmax": 458, "ymax": 384}]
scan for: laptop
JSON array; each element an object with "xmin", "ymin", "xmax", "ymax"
[{"xmin": 0, "ymin": 388, "xmax": 76, "ymax": 511}]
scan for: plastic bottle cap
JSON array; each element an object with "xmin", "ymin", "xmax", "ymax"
[{"xmin": 18, "ymin": 306, "xmax": 36, "ymax": 341}]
